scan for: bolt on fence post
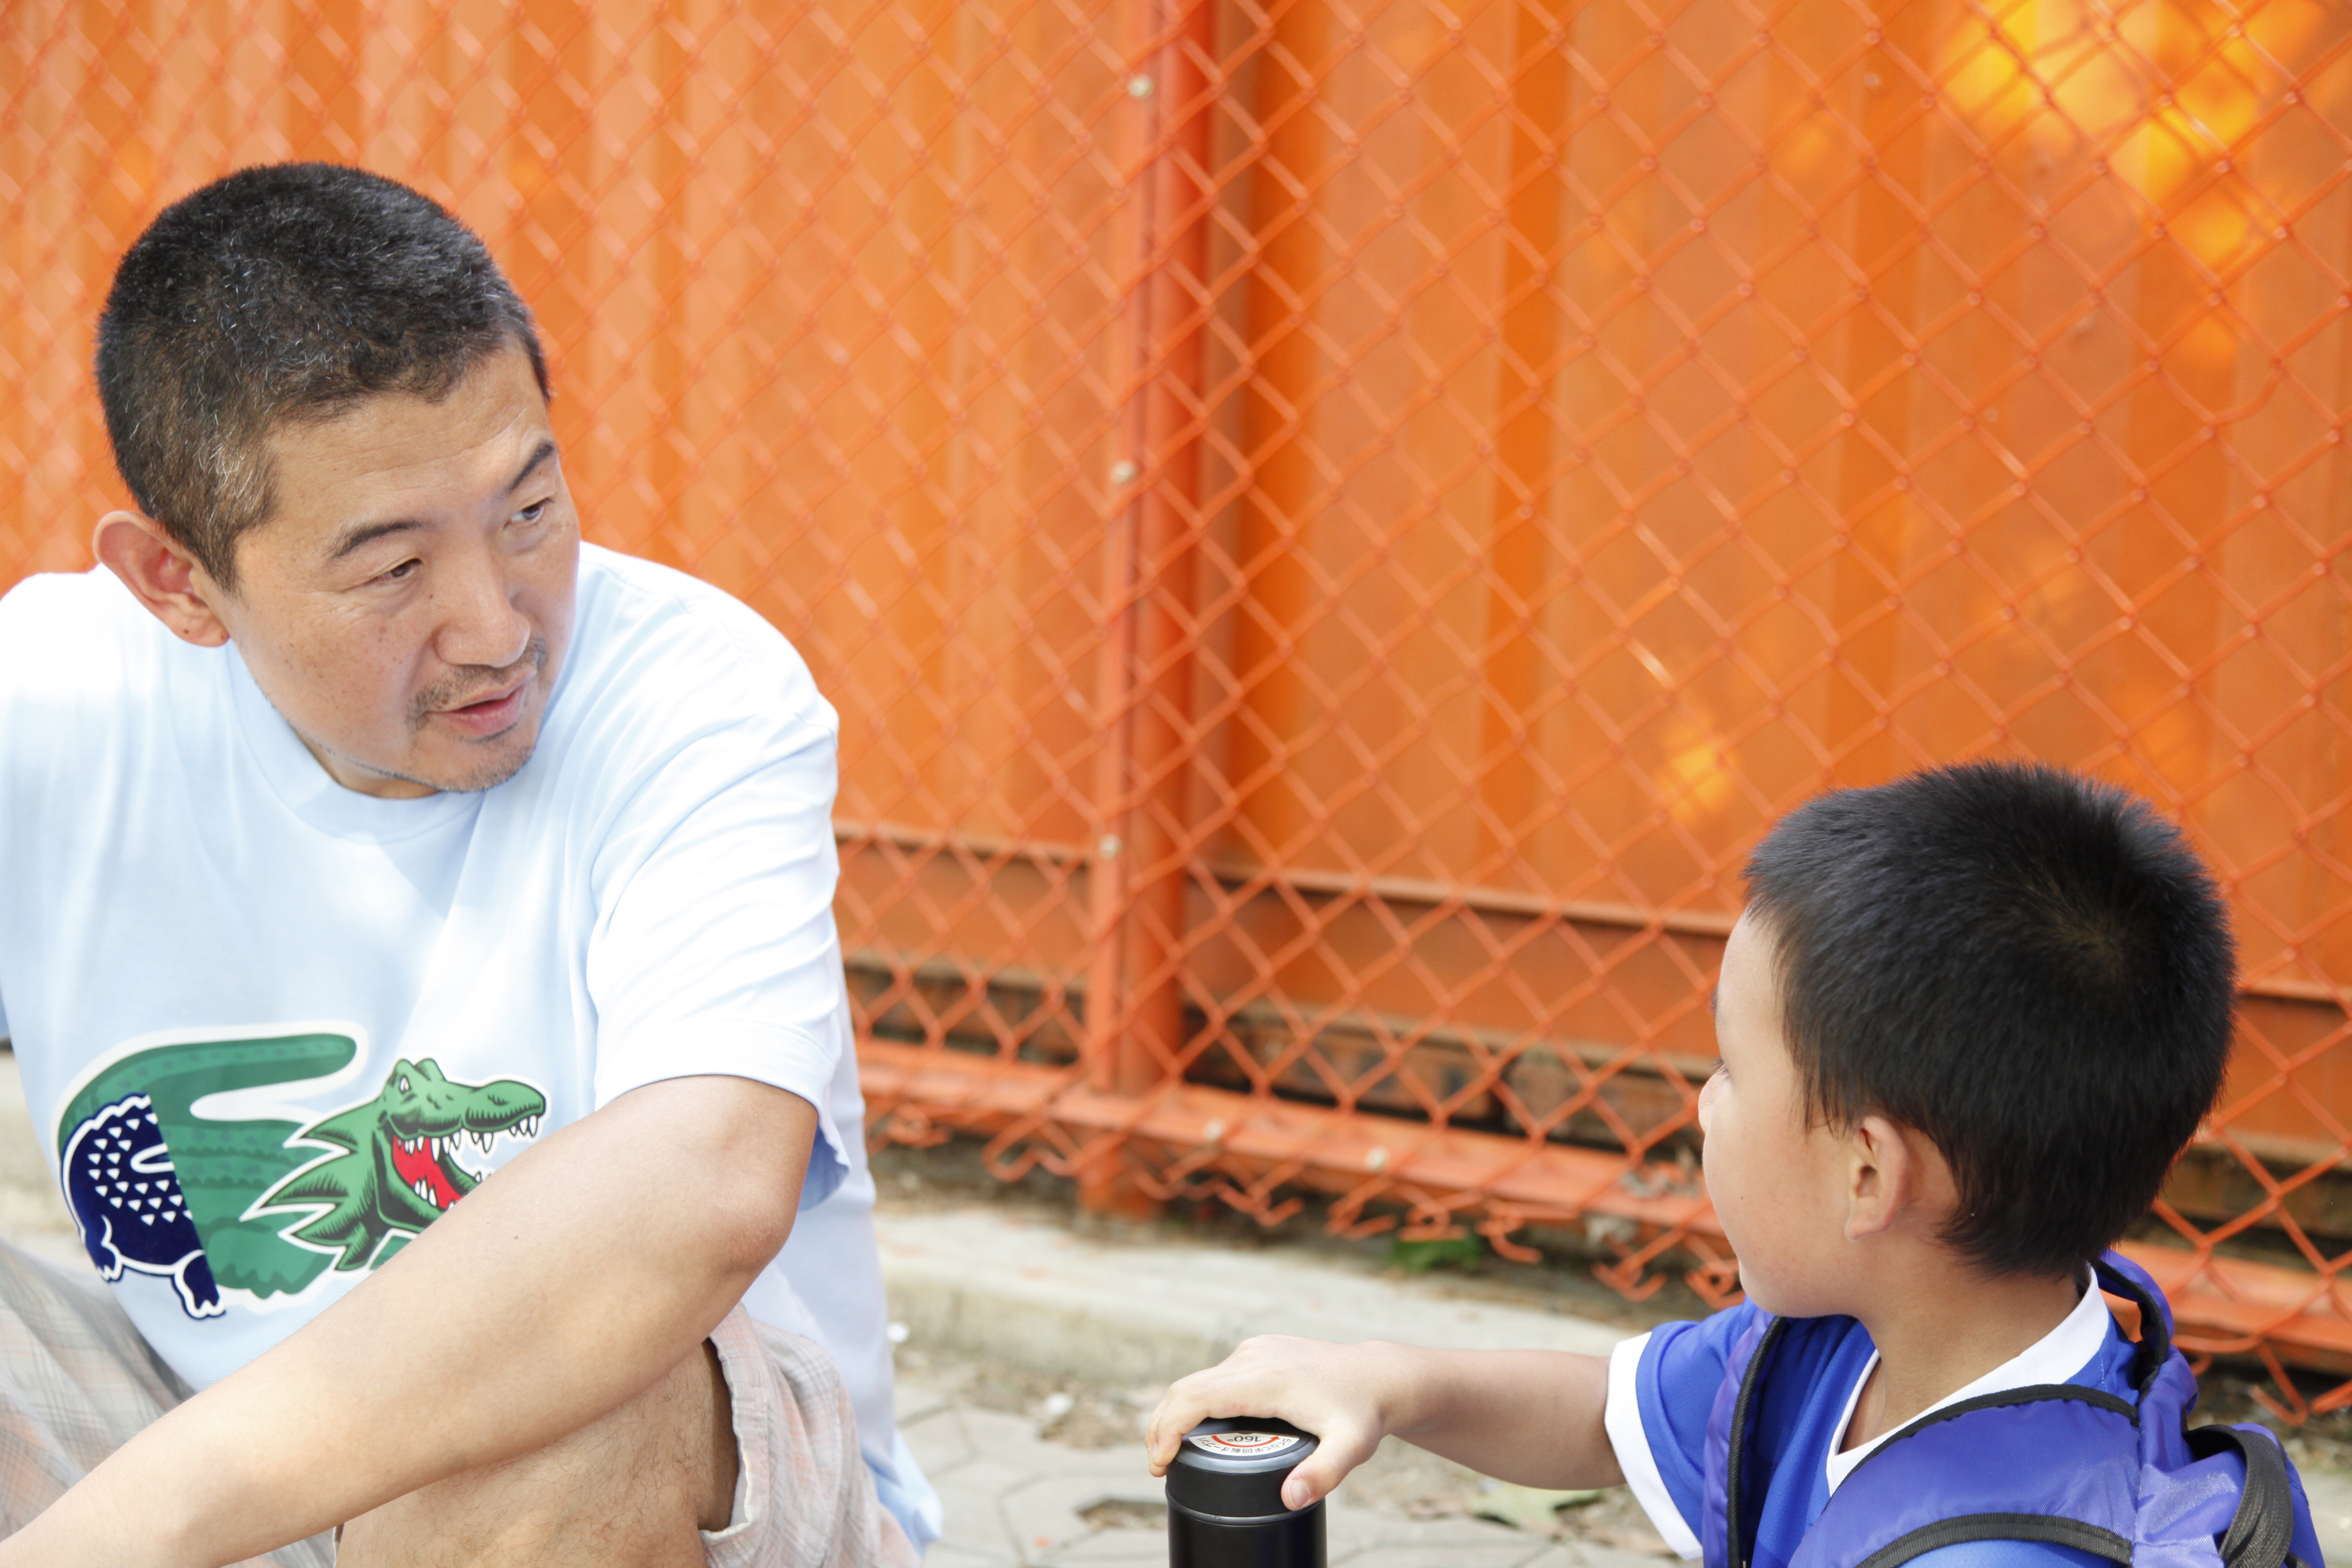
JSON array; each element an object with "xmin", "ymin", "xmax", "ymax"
[{"xmin": 1081, "ymin": 0, "xmax": 1216, "ymax": 1220}]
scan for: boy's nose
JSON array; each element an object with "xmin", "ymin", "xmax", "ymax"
[{"xmin": 1697, "ymin": 1067, "xmax": 1722, "ymax": 1134}]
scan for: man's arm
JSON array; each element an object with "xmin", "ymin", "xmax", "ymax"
[
  {"xmin": 0, "ymin": 1073, "xmax": 815, "ymax": 1568},
  {"xmin": 1144, "ymin": 1334, "xmax": 1622, "ymax": 1509}
]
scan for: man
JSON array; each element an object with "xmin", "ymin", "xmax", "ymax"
[{"xmin": 0, "ymin": 164, "xmax": 936, "ymax": 1565}]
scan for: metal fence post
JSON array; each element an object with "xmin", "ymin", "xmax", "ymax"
[{"xmin": 1081, "ymin": 0, "xmax": 1216, "ymax": 1217}]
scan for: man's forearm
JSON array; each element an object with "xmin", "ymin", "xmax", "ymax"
[{"xmin": 0, "ymin": 1074, "xmax": 816, "ymax": 1568}]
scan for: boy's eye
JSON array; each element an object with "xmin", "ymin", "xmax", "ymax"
[{"xmin": 513, "ymin": 500, "xmax": 549, "ymax": 524}]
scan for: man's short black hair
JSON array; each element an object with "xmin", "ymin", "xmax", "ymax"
[
  {"xmin": 95, "ymin": 163, "xmax": 547, "ymax": 589},
  {"xmin": 1743, "ymin": 761, "xmax": 2235, "ymax": 1279}
]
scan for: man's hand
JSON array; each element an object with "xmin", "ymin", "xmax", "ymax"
[
  {"xmin": 1145, "ymin": 1335, "xmax": 1625, "ymax": 1510},
  {"xmin": 0, "ymin": 1073, "xmax": 816, "ymax": 1568}
]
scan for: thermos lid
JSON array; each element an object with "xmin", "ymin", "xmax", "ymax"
[{"xmin": 1166, "ymin": 1417, "xmax": 1320, "ymax": 1520}]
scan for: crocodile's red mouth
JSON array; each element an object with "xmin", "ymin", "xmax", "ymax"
[{"xmin": 389, "ymin": 1136, "xmax": 462, "ymax": 1211}]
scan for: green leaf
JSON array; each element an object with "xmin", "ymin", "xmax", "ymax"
[{"xmin": 1386, "ymin": 1234, "xmax": 1486, "ymax": 1273}]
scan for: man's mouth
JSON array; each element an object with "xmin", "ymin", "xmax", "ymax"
[{"xmin": 432, "ymin": 676, "xmax": 530, "ymax": 737}]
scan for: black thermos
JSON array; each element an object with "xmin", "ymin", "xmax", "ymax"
[{"xmin": 1166, "ymin": 1417, "xmax": 1327, "ymax": 1568}]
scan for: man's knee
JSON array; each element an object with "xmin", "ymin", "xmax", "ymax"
[{"xmin": 336, "ymin": 1338, "xmax": 737, "ymax": 1568}]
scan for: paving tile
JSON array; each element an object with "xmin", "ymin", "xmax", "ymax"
[
  {"xmin": 958, "ymin": 1406, "xmax": 1047, "ymax": 1451},
  {"xmin": 1330, "ymin": 1542, "xmax": 1553, "ymax": 1568},
  {"xmin": 895, "ymin": 1377, "xmax": 954, "ymax": 1427},
  {"xmin": 1325, "ymin": 1502, "xmax": 1522, "ymax": 1551},
  {"xmin": 1521, "ymin": 1543, "xmax": 1681, "ymax": 1568},
  {"xmin": 998, "ymin": 1457, "xmax": 1166, "ymax": 1563},
  {"xmin": 1038, "ymin": 1527, "xmax": 1166, "ymax": 1565},
  {"xmin": 902, "ymin": 1406, "xmax": 978, "ymax": 1478},
  {"xmin": 931, "ymin": 1464, "xmax": 1039, "ymax": 1561},
  {"xmin": 921, "ymin": 1542, "xmax": 1016, "ymax": 1568},
  {"xmin": 929, "ymin": 1494, "xmax": 1019, "ymax": 1561}
]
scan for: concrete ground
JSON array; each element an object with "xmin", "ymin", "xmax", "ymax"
[
  {"xmin": 873, "ymin": 1191, "xmax": 1681, "ymax": 1566},
  {"xmin": 4, "ymin": 1057, "xmax": 2351, "ymax": 1565}
]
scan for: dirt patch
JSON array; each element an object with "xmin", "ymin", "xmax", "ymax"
[{"xmin": 1079, "ymin": 1498, "xmax": 1166, "ymax": 1531}]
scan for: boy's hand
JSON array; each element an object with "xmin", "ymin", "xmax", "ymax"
[{"xmin": 1145, "ymin": 1336, "xmax": 1416, "ymax": 1511}]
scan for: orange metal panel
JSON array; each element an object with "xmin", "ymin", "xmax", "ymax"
[{"xmin": 11, "ymin": 0, "xmax": 2352, "ymax": 1403}]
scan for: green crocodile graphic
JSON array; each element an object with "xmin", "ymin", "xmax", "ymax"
[
  {"xmin": 55, "ymin": 1035, "xmax": 548, "ymax": 1300},
  {"xmin": 257, "ymin": 1059, "xmax": 547, "ymax": 1271}
]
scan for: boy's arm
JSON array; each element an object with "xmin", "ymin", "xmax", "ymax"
[
  {"xmin": 1144, "ymin": 1334, "xmax": 1623, "ymax": 1509},
  {"xmin": 0, "ymin": 1072, "xmax": 814, "ymax": 1568}
]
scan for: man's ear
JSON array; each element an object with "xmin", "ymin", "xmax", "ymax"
[
  {"xmin": 1842, "ymin": 1114, "xmax": 1915, "ymax": 1242},
  {"xmin": 92, "ymin": 511, "xmax": 231, "ymax": 647}
]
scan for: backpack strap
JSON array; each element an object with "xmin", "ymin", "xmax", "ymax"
[
  {"xmin": 2185, "ymin": 1424, "xmax": 2305, "ymax": 1568},
  {"xmin": 1871, "ymin": 1383, "xmax": 2138, "ymax": 1440},
  {"xmin": 1790, "ymin": 1382, "xmax": 2145, "ymax": 1568},
  {"xmin": 2091, "ymin": 1255, "xmax": 2171, "ymax": 1395},
  {"xmin": 1722, "ymin": 1316, "xmax": 1789, "ymax": 1568},
  {"xmin": 1847, "ymin": 1512, "xmax": 2133, "ymax": 1568},
  {"xmin": 2099, "ymin": 1255, "xmax": 2305, "ymax": 1568}
]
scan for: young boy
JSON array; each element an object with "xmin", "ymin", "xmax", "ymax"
[{"xmin": 1145, "ymin": 762, "xmax": 2321, "ymax": 1567}]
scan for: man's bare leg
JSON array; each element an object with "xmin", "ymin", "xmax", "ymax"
[{"xmin": 335, "ymin": 1339, "xmax": 737, "ymax": 1568}]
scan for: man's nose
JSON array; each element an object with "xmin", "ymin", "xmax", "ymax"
[{"xmin": 435, "ymin": 549, "xmax": 532, "ymax": 671}]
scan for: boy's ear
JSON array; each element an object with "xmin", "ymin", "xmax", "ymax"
[{"xmin": 1841, "ymin": 1114, "xmax": 1917, "ymax": 1242}]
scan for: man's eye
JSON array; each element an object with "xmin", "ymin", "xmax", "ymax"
[
  {"xmin": 381, "ymin": 559, "xmax": 419, "ymax": 583},
  {"xmin": 513, "ymin": 500, "xmax": 549, "ymax": 525}
]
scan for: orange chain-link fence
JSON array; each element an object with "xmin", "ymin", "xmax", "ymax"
[{"xmin": 11, "ymin": 0, "xmax": 2352, "ymax": 1407}]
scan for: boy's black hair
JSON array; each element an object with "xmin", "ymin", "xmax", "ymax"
[
  {"xmin": 95, "ymin": 163, "xmax": 546, "ymax": 589},
  {"xmin": 1743, "ymin": 761, "xmax": 2235, "ymax": 1278}
]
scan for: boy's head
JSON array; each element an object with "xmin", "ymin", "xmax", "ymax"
[{"xmin": 1702, "ymin": 761, "xmax": 2234, "ymax": 1298}]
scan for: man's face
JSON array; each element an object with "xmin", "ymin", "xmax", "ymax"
[{"xmin": 206, "ymin": 344, "xmax": 578, "ymax": 798}]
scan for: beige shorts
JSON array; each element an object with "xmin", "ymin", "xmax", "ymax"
[
  {"xmin": 701, "ymin": 1305, "xmax": 920, "ymax": 1568},
  {"xmin": 0, "ymin": 1240, "xmax": 913, "ymax": 1567}
]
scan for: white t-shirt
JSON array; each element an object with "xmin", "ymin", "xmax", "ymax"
[{"xmin": 0, "ymin": 544, "xmax": 938, "ymax": 1542}]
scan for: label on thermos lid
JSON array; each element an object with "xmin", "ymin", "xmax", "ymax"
[{"xmin": 1185, "ymin": 1430, "xmax": 1306, "ymax": 1458}]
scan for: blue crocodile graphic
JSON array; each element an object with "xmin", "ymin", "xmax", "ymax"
[{"xmin": 62, "ymin": 1093, "xmax": 221, "ymax": 1318}]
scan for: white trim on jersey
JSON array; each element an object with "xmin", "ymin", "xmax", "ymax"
[{"xmin": 1605, "ymin": 1330, "xmax": 1703, "ymax": 1560}]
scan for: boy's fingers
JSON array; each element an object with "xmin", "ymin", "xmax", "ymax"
[
  {"xmin": 1277, "ymin": 1429, "xmax": 1377, "ymax": 1511},
  {"xmin": 1279, "ymin": 1460, "xmax": 1332, "ymax": 1511},
  {"xmin": 1144, "ymin": 1380, "xmax": 1219, "ymax": 1467},
  {"xmin": 1145, "ymin": 1364, "xmax": 1289, "ymax": 1467}
]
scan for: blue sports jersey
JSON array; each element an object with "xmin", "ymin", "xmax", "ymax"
[{"xmin": 1618, "ymin": 1299, "xmax": 2141, "ymax": 1568}]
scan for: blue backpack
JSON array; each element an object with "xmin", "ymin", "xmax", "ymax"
[{"xmin": 1701, "ymin": 1252, "xmax": 2324, "ymax": 1568}]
